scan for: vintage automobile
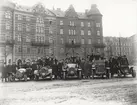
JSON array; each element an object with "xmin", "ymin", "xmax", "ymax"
[
  {"xmin": 116, "ymin": 57, "xmax": 136, "ymax": 78},
  {"xmin": 62, "ymin": 63, "xmax": 82, "ymax": 79},
  {"xmin": 91, "ymin": 59, "xmax": 111, "ymax": 79},
  {"xmin": 34, "ymin": 66, "xmax": 52, "ymax": 80},
  {"xmin": 8, "ymin": 68, "xmax": 28, "ymax": 82}
]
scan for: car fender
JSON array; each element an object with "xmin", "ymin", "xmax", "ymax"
[
  {"xmin": 48, "ymin": 69, "xmax": 52, "ymax": 73},
  {"xmin": 34, "ymin": 70, "xmax": 39, "ymax": 75},
  {"xmin": 78, "ymin": 68, "xmax": 82, "ymax": 71}
]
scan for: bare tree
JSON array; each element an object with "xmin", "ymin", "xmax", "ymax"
[{"xmin": 3, "ymin": 45, "xmax": 12, "ymax": 64}]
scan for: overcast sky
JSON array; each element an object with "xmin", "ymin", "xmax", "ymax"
[{"xmin": 9, "ymin": 0, "xmax": 137, "ymax": 37}]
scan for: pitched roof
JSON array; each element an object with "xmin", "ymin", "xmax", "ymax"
[
  {"xmin": 51, "ymin": 9, "xmax": 65, "ymax": 17},
  {"xmin": 65, "ymin": 4, "xmax": 78, "ymax": 18},
  {"xmin": 87, "ymin": 4, "xmax": 102, "ymax": 16}
]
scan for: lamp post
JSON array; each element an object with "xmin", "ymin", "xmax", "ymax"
[
  {"xmin": 72, "ymin": 40, "xmax": 74, "ymax": 57},
  {"xmin": 21, "ymin": 34, "xmax": 23, "ymax": 63}
]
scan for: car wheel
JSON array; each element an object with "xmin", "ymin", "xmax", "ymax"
[
  {"xmin": 118, "ymin": 70, "xmax": 122, "ymax": 78},
  {"xmin": 132, "ymin": 69, "xmax": 136, "ymax": 78},
  {"xmin": 91, "ymin": 69, "xmax": 94, "ymax": 79},
  {"xmin": 35, "ymin": 75, "xmax": 39, "ymax": 81},
  {"xmin": 24, "ymin": 74, "xmax": 27, "ymax": 82},
  {"xmin": 106, "ymin": 69, "xmax": 111, "ymax": 79}
]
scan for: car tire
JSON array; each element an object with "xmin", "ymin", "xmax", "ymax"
[
  {"xmin": 132, "ymin": 69, "xmax": 136, "ymax": 78},
  {"xmin": 78, "ymin": 71, "xmax": 82, "ymax": 79},
  {"xmin": 63, "ymin": 72, "xmax": 66, "ymax": 80},
  {"xmin": 91, "ymin": 69, "xmax": 94, "ymax": 79},
  {"xmin": 118, "ymin": 70, "xmax": 122, "ymax": 78},
  {"xmin": 106, "ymin": 69, "xmax": 111, "ymax": 79},
  {"xmin": 24, "ymin": 74, "xmax": 27, "ymax": 82},
  {"xmin": 50, "ymin": 74, "xmax": 53, "ymax": 80}
]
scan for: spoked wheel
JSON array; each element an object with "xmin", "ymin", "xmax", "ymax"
[
  {"xmin": 24, "ymin": 74, "xmax": 28, "ymax": 82},
  {"xmin": 132, "ymin": 69, "xmax": 136, "ymax": 78}
]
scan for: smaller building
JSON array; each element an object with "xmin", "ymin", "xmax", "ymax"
[{"xmin": 104, "ymin": 36, "xmax": 133, "ymax": 64}]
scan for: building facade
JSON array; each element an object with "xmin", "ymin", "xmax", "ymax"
[
  {"xmin": 0, "ymin": 1, "xmax": 104, "ymax": 64},
  {"xmin": 52, "ymin": 4, "xmax": 104, "ymax": 59},
  {"xmin": 129, "ymin": 34, "xmax": 137, "ymax": 64}
]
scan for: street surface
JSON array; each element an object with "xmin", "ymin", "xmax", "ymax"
[{"xmin": 0, "ymin": 76, "xmax": 137, "ymax": 105}]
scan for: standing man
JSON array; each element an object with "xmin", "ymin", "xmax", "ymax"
[
  {"xmin": 58, "ymin": 60, "xmax": 63, "ymax": 79},
  {"xmin": 11, "ymin": 62, "xmax": 17, "ymax": 74},
  {"xmin": 52, "ymin": 60, "xmax": 58, "ymax": 79}
]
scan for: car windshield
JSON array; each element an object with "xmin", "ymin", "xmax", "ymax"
[{"xmin": 67, "ymin": 64, "xmax": 76, "ymax": 68}]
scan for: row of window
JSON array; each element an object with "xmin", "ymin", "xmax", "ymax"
[
  {"xmin": 16, "ymin": 23, "xmax": 31, "ymax": 31},
  {"xmin": 115, "ymin": 47, "xmax": 132, "ymax": 51},
  {"xmin": 17, "ymin": 46, "xmax": 95, "ymax": 54},
  {"xmin": 60, "ymin": 38, "xmax": 101, "ymax": 44},
  {"xmin": 60, "ymin": 20, "xmax": 101, "ymax": 28},
  {"xmin": 60, "ymin": 29, "xmax": 100, "ymax": 36},
  {"xmin": 16, "ymin": 14, "xmax": 31, "ymax": 21},
  {"xmin": 59, "ymin": 47, "xmax": 94, "ymax": 54},
  {"xmin": 113, "ymin": 43, "xmax": 132, "ymax": 46},
  {"xmin": 4, "ymin": 11, "xmax": 31, "ymax": 22},
  {"xmin": 36, "ymin": 27, "xmax": 44, "ymax": 33},
  {"xmin": 35, "ymin": 36, "xmax": 45, "ymax": 42},
  {"xmin": 112, "ymin": 52, "xmax": 131, "ymax": 56},
  {"xmin": 16, "ymin": 34, "xmax": 31, "ymax": 42},
  {"xmin": 5, "ymin": 11, "xmax": 101, "ymax": 27},
  {"xmin": 5, "ymin": 22, "xmax": 46, "ymax": 33}
]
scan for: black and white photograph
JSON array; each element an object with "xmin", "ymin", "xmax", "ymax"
[{"xmin": 0, "ymin": 0, "xmax": 137, "ymax": 105}]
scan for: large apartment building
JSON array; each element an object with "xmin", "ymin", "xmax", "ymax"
[{"xmin": 0, "ymin": 1, "xmax": 104, "ymax": 64}]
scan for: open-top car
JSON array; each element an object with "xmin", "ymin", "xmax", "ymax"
[
  {"xmin": 91, "ymin": 59, "xmax": 111, "ymax": 79},
  {"xmin": 116, "ymin": 56, "xmax": 136, "ymax": 78},
  {"xmin": 62, "ymin": 63, "xmax": 82, "ymax": 79},
  {"xmin": 8, "ymin": 68, "xmax": 28, "ymax": 82},
  {"xmin": 34, "ymin": 66, "xmax": 52, "ymax": 80}
]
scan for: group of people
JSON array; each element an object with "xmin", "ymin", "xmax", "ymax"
[
  {"xmin": 0, "ymin": 54, "xmax": 129, "ymax": 82},
  {"xmin": 108, "ymin": 55, "xmax": 129, "ymax": 77}
]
